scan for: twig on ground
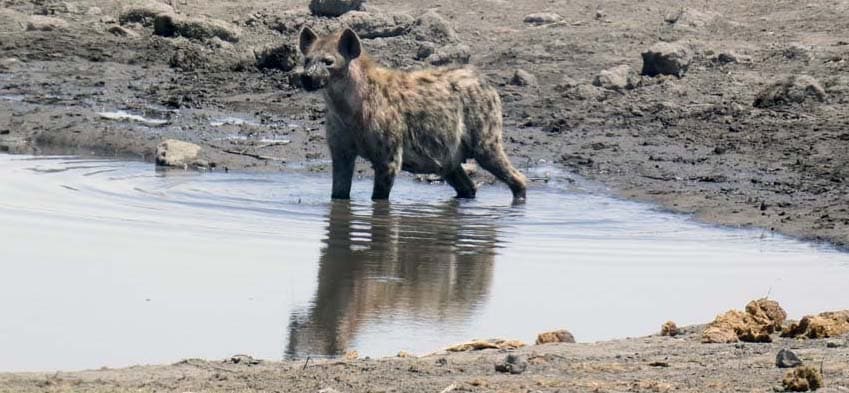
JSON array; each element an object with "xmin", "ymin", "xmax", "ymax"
[{"xmin": 222, "ymin": 149, "xmax": 286, "ymax": 162}]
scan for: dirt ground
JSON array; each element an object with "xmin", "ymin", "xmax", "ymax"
[
  {"xmin": 1, "ymin": 326, "xmax": 848, "ymax": 393},
  {"xmin": 2, "ymin": 0, "xmax": 849, "ymax": 390}
]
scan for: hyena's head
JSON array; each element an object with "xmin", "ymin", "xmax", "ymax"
[{"xmin": 297, "ymin": 27, "xmax": 363, "ymax": 92}]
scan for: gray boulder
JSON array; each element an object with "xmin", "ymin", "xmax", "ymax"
[
  {"xmin": 409, "ymin": 10, "xmax": 457, "ymax": 44},
  {"xmin": 593, "ymin": 64, "xmax": 640, "ymax": 90},
  {"xmin": 641, "ymin": 42, "xmax": 693, "ymax": 77},
  {"xmin": 154, "ymin": 13, "xmax": 241, "ymax": 42}
]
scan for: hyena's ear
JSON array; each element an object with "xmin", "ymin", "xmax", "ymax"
[
  {"xmin": 299, "ymin": 26, "xmax": 317, "ymax": 55},
  {"xmin": 338, "ymin": 28, "xmax": 362, "ymax": 60}
]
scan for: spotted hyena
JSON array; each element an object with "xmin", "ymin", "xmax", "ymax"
[{"xmin": 298, "ymin": 27, "xmax": 527, "ymax": 201}]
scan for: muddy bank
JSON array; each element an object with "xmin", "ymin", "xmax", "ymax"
[
  {"xmin": 1, "ymin": 324, "xmax": 847, "ymax": 392},
  {"xmin": 1, "ymin": 0, "xmax": 848, "ymax": 249}
]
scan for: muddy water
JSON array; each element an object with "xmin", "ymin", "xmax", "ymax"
[{"xmin": 1, "ymin": 154, "xmax": 849, "ymax": 372}]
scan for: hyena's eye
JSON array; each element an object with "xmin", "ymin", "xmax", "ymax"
[{"xmin": 321, "ymin": 57, "xmax": 335, "ymax": 66}]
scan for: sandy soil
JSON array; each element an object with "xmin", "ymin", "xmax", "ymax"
[{"xmin": 2, "ymin": 0, "xmax": 849, "ymax": 390}]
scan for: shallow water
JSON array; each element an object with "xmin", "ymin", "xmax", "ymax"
[{"xmin": 1, "ymin": 154, "xmax": 848, "ymax": 372}]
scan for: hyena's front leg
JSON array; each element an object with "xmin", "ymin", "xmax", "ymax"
[
  {"xmin": 331, "ymin": 151, "xmax": 355, "ymax": 200},
  {"xmin": 371, "ymin": 148, "xmax": 402, "ymax": 200}
]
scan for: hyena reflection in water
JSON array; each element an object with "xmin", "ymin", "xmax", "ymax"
[
  {"xmin": 285, "ymin": 201, "xmax": 498, "ymax": 358},
  {"xmin": 298, "ymin": 27, "xmax": 528, "ymax": 201}
]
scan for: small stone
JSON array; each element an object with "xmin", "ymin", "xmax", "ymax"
[
  {"xmin": 155, "ymin": 139, "xmax": 202, "ymax": 168},
  {"xmin": 423, "ymin": 43, "xmax": 470, "ymax": 66},
  {"xmin": 86, "ymin": 6, "xmax": 102, "ymax": 16},
  {"xmin": 26, "ymin": 15, "xmax": 68, "ymax": 31},
  {"xmin": 535, "ymin": 329, "xmax": 576, "ymax": 344},
  {"xmin": 782, "ymin": 366, "xmax": 823, "ymax": 392},
  {"xmin": 107, "ymin": 25, "xmax": 138, "ymax": 37},
  {"xmin": 661, "ymin": 321, "xmax": 679, "ymax": 337},
  {"xmin": 554, "ymin": 76, "xmax": 578, "ymax": 92},
  {"xmin": 592, "ymin": 64, "xmax": 640, "ymax": 90},
  {"xmin": 396, "ymin": 351, "xmax": 414, "ymax": 358},
  {"xmin": 523, "ymin": 12, "xmax": 562, "ymax": 25},
  {"xmin": 340, "ymin": 11, "xmax": 414, "ymax": 39},
  {"xmin": 776, "ymin": 349, "xmax": 803, "ymax": 368},
  {"xmin": 826, "ymin": 340, "xmax": 844, "ymax": 348},
  {"xmin": 227, "ymin": 354, "xmax": 261, "ymax": 365},
  {"xmin": 511, "ymin": 69, "xmax": 537, "ymax": 86},
  {"xmin": 713, "ymin": 51, "xmax": 752, "ymax": 64},
  {"xmin": 641, "ymin": 42, "xmax": 693, "ymax": 78},
  {"xmin": 343, "ymin": 351, "xmax": 359, "ymax": 360},
  {"xmin": 494, "ymin": 354, "xmax": 528, "ymax": 375},
  {"xmin": 309, "ymin": 0, "xmax": 366, "ymax": 17},
  {"xmin": 255, "ymin": 43, "xmax": 299, "ymax": 72}
]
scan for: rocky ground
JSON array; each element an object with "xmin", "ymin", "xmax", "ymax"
[{"xmin": 2, "ymin": 0, "xmax": 849, "ymax": 390}]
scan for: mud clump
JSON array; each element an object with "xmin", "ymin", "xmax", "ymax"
[
  {"xmin": 664, "ymin": 8, "xmax": 719, "ymax": 31},
  {"xmin": 445, "ymin": 339, "xmax": 525, "ymax": 352},
  {"xmin": 309, "ymin": 0, "xmax": 367, "ymax": 17},
  {"xmin": 593, "ymin": 64, "xmax": 640, "ymax": 91},
  {"xmin": 753, "ymin": 75, "xmax": 827, "ymax": 108},
  {"xmin": 783, "ymin": 366, "xmax": 824, "ymax": 392},
  {"xmin": 641, "ymin": 42, "xmax": 693, "ymax": 78},
  {"xmin": 535, "ymin": 329, "xmax": 576, "ymax": 344},
  {"xmin": 154, "ymin": 14, "xmax": 241, "ymax": 43},
  {"xmin": 416, "ymin": 43, "xmax": 470, "ymax": 66},
  {"xmin": 783, "ymin": 310, "xmax": 849, "ymax": 339},
  {"xmin": 256, "ymin": 43, "xmax": 299, "ymax": 71},
  {"xmin": 155, "ymin": 139, "xmax": 204, "ymax": 168},
  {"xmin": 119, "ymin": 0, "xmax": 174, "ymax": 26},
  {"xmin": 340, "ymin": 11, "xmax": 414, "ymax": 39},
  {"xmin": 523, "ymin": 12, "xmax": 562, "ymax": 26},
  {"xmin": 661, "ymin": 321, "xmax": 679, "ymax": 337},
  {"xmin": 701, "ymin": 298, "xmax": 787, "ymax": 343}
]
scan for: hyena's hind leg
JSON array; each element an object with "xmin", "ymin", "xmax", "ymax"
[
  {"xmin": 444, "ymin": 166, "xmax": 477, "ymax": 199},
  {"xmin": 474, "ymin": 146, "xmax": 528, "ymax": 200}
]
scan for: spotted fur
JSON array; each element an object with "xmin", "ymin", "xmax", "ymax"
[{"xmin": 298, "ymin": 27, "xmax": 527, "ymax": 201}]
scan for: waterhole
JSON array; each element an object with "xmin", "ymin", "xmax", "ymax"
[{"xmin": 1, "ymin": 154, "xmax": 848, "ymax": 372}]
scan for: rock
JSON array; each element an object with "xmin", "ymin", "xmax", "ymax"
[
  {"xmin": 712, "ymin": 51, "xmax": 751, "ymax": 65},
  {"xmin": 343, "ymin": 351, "xmax": 358, "ymax": 360},
  {"xmin": 421, "ymin": 43, "xmax": 470, "ymax": 66},
  {"xmin": 664, "ymin": 8, "xmax": 719, "ymax": 30},
  {"xmin": 511, "ymin": 69, "xmax": 537, "ymax": 86},
  {"xmin": 641, "ymin": 42, "xmax": 693, "ymax": 78},
  {"xmin": 754, "ymin": 75, "xmax": 827, "ymax": 108},
  {"xmin": 826, "ymin": 340, "xmax": 845, "ymax": 348},
  {"xmin": 661, "ymin": 321, "xmax": 679, "ymax": 337},
  {"xmin": 119, "ymin": 0, "xmax": 174, "ymax": 26},
  {"xmin": 309, "ymin": 0, "xmax": 366, "ymax": 17},
  {"xmin": 554, "ymin": 76, "xmax": 578, "ymax": 92},
  {"xmin": 409, "ymin": 10, "xmax": 457, "ymax": 44},
  {"xmin": 445, "ymin": 339, "xmax": 525, "ymax": 352},
  {"xmin": 782, "ymin": 310, "xmax": 849, "ymax": 339},
  {"xmin": 86, "ymin": 7, "xmax": 102, "ymax": 16},
  {"xmin": 154, "ymin": 13, "xmax": 241, "ymax": 42},
  {"xmin": 396, "ymin": 351, "xmax": 414, "ymax": 358},
  {"xmin": 155, "ymin": 139, "xmax": 202, "ymax": 168},
  {"xmin": 593, "ymin": 64, "xmax": 640, "ymax": 90},
  {"xmin": 227, "ymin": 354, "xmax": 261, "ymax": 365},
  {"xmin": 701, "ymin": 298, "xmax": 787, "ymax": 343},
  {"xmin": 107, "ymin": 25, "xmax": 138, "ymax": 37},
  {"xmin": 0, "ymin": 57, "xmax": 21, "ymax": 71},
  {"xmin": 494, "ymin": 354, "xmax": 528, "ymax": 375},
  {"xmin": 776, "ymin": 349, "xmax": 803, "ymax": 368},
  {"xmin": 26, "ymin": 16, "xmax": 68, "ymax": 31},
  {"xmin": 535, "ymin": 329, "xmax": 576, "ymax": 344},
  {"xmin": 255, "ymin": 43, "xmax": 299, "ymax": 71},
  {"xmin": 523, "ymin": 12, "xmax": 562, "ymax": 25},
  {"xmin": 339, "ymin": 11, "xmax": 414, "ymax": 39},
  {"xmin": 782, "ymin": 366, "xmax": 823, "ymax": 392},
  {"xmin": 563, "ymin": 84, "xmax": 606, "ymax": 101}
]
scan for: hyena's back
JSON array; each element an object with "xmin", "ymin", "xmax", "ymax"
[{"xmin": 373, "ymin": 67, "xmax": 503, "ymax": 175}]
